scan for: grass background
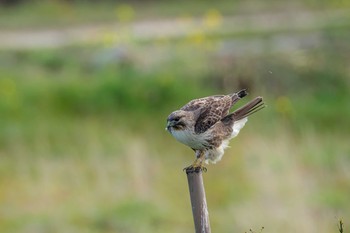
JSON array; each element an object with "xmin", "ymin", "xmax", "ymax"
[{"xmin": 0, "ymin": 1, "xmax": 349, "ymax": 232}]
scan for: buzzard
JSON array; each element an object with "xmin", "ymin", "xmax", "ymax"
[{"xmin": 166, "ymin": 89, "xmax": 264, "ymax": 171}]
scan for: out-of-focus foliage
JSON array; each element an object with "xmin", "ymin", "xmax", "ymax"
[
  {"xmin": 1, "ymin": 0, "xmax": 350, "ymax": 28},
  {"xmin": 1, "ymin": 36, "xmax": 349, "ymax": 131},
  {"xmin": 0, "ymin": 1, "xmax": 350, "ymax": 233}
]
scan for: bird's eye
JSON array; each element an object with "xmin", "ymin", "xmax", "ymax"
[{"xmin": 173, "ymin": 117, "xmax": 181, "ymax": 121}]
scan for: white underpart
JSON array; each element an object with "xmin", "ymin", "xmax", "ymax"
[
  {"xmin": 205, "ymin": 117, "xmax": 248, "ymax": 164},
  {"xmin": 170, "ymin": 117, "xmax": 248, "ymax": 163},
  {"xmin": 171, "ymin": 127, "xmax": 210, "ymax": 150}
]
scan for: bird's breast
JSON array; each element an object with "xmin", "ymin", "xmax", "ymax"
[{"xmin": 170, "ymin": 128, "xmax": 209, "ymax": 150}]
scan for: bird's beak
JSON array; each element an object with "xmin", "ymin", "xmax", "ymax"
[{"xmin": 165, "ymin": 121, "xmax": 174, "ymax": 131}]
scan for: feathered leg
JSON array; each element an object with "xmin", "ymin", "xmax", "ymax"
[{"xmin": 183, "ymin": 150, "xmax": 207, "ymax": 172}]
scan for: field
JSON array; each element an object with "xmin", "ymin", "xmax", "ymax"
[{"xmin": 0, "ymin": 1, "xmax": 350, "ymax": 233}]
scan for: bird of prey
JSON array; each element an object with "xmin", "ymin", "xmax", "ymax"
[{"xmin": 166, "ymin": 89, "xmax": 264, "ymax": 171}]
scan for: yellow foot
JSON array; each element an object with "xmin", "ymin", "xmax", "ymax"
[{"xmin": 183, "ymin": 164, "xmax": 207, "ymax": 173}]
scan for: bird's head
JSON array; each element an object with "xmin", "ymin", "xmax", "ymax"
[{"xmin": 166, "ymin": 110, "xmax": 193, "ymax": 132}]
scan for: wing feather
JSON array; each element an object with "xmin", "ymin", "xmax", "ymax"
[
  {"xmin": 181, "ymin": 90, "xmax": 248, "ymax": 134},
  {"xmin": 195, "ymin": 95, "xmax": 231, "ymax": 133},
  {"xmin": 180, "ymin": 95, "xmax": 225, "ymax": 111}
]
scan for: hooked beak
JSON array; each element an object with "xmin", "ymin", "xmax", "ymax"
[{"xmin": 165, "ymin": 120, "xmax": 175, "ymax": 131}]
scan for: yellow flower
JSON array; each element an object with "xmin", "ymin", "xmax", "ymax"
[
  {"xmin": 203, "ymin": 9, "xmax": 222, "ymax": 28},
  {"xmin": 102, "ymin": 32, "xmax": 116, "ymax": 47},
  {"xmin": 275, "ymin": 96, "xmax": 293, "ymax": 116},
  {"xmin": 188, "ymin": 30, "xmax": 205, "ymax": 45},
  {"xmin": 115, "ymin": 4, "xmax": 135, "ymax": 22}
]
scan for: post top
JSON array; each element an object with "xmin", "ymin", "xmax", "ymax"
[{"xmin": 185, "ymin": 166, "xmax": 206, "ymax": 174}]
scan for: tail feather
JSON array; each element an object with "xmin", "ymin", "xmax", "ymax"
[
  {"xmin": 222, "ymin": 96, "xmax": 265, "ymax": 124},
  {"xmin": 237, "ymin": 89, "xmax": 248, "ymax": 98},
  {"xmin": 230, "ymin": 89, "xmax": 248, "ymax": 105},
  {"xmin": 233, "ymin": 97, "xmax": 265, "ymax": 120}
]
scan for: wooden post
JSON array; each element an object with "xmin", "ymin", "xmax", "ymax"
[{"xmin": 185, "ymin": 167, "xmax": 211, "ymax": 233}]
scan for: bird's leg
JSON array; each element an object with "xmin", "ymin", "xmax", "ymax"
[{"xmin": 183, "ymin": 150, "xmax": 207, "ymax": 172}]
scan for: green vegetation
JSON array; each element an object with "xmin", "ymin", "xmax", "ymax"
[
  {"xmin": 0, "ymin": 2, "xmax": 350, "ymax": 233},
  {"xmin": 1, "ymin": 0, "xmax": 350, "ymax": 29}
]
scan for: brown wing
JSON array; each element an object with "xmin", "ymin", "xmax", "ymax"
[
  {"xmin": 179, "ymin": 95, "xmax": 230, "ymax": 134},
  {"xmin": 181, "ymin": 90, "xmax": 248, "ymax": 134},
  {"xmin": 180, "ymin": 90, "xmax": 247, "ymax": 112},
  {"xmin": 181, "ymin": 95, "xmax": 225, "ymax": 111}
]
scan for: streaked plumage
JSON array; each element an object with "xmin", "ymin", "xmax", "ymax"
[{"xmin": 166, "ymin": 89, "xmax": 264, "ymax": 169}]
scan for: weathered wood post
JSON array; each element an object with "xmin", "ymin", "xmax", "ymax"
[{"xmin": 185, "ymin": 167, "xmax": 211, "ymax": 233}]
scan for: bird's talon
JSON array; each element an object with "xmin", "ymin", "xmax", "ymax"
[{"xmin": 183, "ymin": 164, "xmax": 207, "ymax": 173}]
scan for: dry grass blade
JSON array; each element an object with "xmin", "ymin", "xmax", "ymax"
[{"xmin": 338, "ymin": 219, "xmax": 344, "ymax": 233}]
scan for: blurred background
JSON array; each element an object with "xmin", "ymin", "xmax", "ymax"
[{"xmin": 0, "ymin": 0, "xmax": 349, "ymax": 232}]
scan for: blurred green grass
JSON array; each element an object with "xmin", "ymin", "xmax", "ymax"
[
  {"xmin": 1, "ymin": 44, "xmax": 349, "ymax": 232},
  {"xmin": 1, "ymin": 40, "xmax": 349, "ymax": 132},
  {"xmin": 1, "ymin": 0, "xmax": 350, "ymax": 29},
  {"xmin": 1, "ymin": 2, "xmax": 350, "ymax": 233}
]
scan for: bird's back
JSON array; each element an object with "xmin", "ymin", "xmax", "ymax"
[{"xmin": 181, "ymin": 90, "xmax": 248, "ymax": 134}]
